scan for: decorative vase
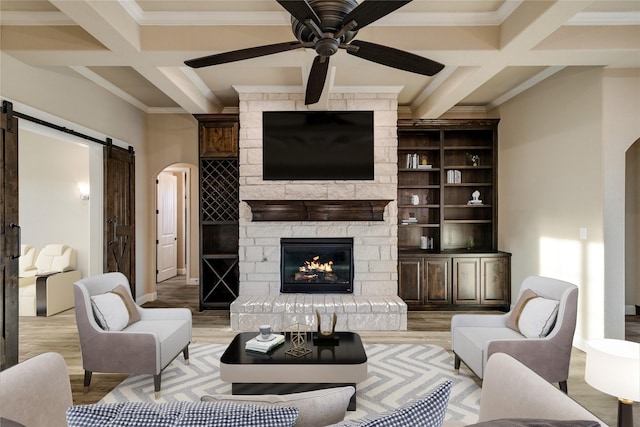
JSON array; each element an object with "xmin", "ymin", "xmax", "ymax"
[{"xmin": 316, "ymin": 311, "xmax": 337, "ymax": 339}]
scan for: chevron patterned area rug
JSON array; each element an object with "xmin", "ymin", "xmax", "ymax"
[{"xmin": 100, "ymin": 343, "xmax": 481, "ymax": 424}]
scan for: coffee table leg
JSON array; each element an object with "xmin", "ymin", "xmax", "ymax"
[{"xmin": 231, "ymin": 383, "xmax": 357, "ymax": 410}]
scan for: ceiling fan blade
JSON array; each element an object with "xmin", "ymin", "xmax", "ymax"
[
  {"xmin": 342, "ymin": 0, "xmax": 412, "ymax": 31},
  {"xmin": 276, "ymin": 0, "xmax": 321, "ymax": 26},
  {"xmin": 347, "ymin": 40, "xmax": 444, "ymax": 76},
  {"xmin": 185, "ymin": 41, "xmax": 305, "ymax": 68},
  {"xmin": 305, "ymin": 56, "xmax": 330, "ymax": 105}
]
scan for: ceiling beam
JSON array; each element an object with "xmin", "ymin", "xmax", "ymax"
[
  {"xmin": 48, "ymin": 0, "xmax": 219, "ymax": 113},
  {"xmin": 412, "ymin": 0, "xmax": 594, "ymax": 118}
]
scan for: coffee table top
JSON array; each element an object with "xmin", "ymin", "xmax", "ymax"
[{"xmin": 221, "ymin": 332, "xmax": 367, "ymax": 366}]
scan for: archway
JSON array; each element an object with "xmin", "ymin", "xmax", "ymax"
[
  {"xmin": 156, "ymin": 163, "xmax": 194, "ymax": 284},
  {"xmin": 625, "ymin": 138, "xmax": 640, "ymax": 318}
]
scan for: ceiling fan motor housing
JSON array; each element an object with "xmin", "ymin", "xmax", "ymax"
[{"xmin": 291, "ymin": 0, "xmax": 359, "ymax": 56}]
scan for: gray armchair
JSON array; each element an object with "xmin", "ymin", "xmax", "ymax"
[
  {"xmin": 74, "ymin": 272, "xmax": 191, "ymax": 398},
  {"xmin": 451, "ymin": 275, "xmax": 578, "ymax": 392}
]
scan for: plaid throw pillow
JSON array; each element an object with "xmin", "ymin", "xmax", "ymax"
[
  {"xmin": 66, "ymin": 401, "xmax": 299, "ymax": 427},
  {"xmin": 332, "ymin": 381, "xmax": 452, "ymax": 427}
]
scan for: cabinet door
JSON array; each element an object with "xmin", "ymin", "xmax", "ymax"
[
  {"xmin": 481, "ymin": 257, "xmax": 510, "ymax": 304},
  {"xmin": 199, "ymin": 120, "xmax": 239, "ymax": 157},
  {"xmin": 424, "ymin": 257, "xmax": 450, "ymax": 304},
  {"xmin": 452, "ymin": 257, "xmax": 480, "ymax": 304},
  {"xmin": 398, "ymin": 258, "xmax": 422, "ymax": 305}
]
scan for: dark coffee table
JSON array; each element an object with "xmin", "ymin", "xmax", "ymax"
[{"xmin": 220, "ymin": 331, "xmax": 368, "ymax": 410}]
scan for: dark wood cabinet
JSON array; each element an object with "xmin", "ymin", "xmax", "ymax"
[
  {"xmin": 199, "ymin": 120, "xmax": 238, "ymax": 157},
  {"xmin": 195, "ymin": 114, "xmax": 240, "ymax": 310},
  {"xmin": 424, "ymin": 257, "xmax": 450, "ymax": 305},
  {"xmin": 397, "ymin": 119, "xmax": 510, "ymax": 310},
  {"xmin": 399, "ymin": 251, "xmax": 510, "ymax": 310},
  {"xmin": 398, "ymin": 258, "xmax": 423, "ymax": 305},
  {"xmin": 452, "ymin": 257, "xmax": 481, "ymax": 304},
  {"xmin": 480, "ymin": 256, "xmax": 511, "ymax": 304}
]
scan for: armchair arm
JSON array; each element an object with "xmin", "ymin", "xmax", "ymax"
[
  {"xmin": 35, "ymin": 270, "xmax": 81, "ymax": 316},
  {"xmin": 139, "ymin": 307, "xmax": 192, "ymax": 322},
  {"xmin": 80, "ymin": 330, "xmax": 161, "ymax": 375},
  {"xmin": 478, "ymin": 353, "xmax": 607, "ymax": 425},
  {"xmin": 451, "ymin": 313, "xmax": 509, "ymax": 331},
  {"xmin": 486, "ymin": 337, "xmax": 571, "ymax": 384},
  {"xmin": 0, "ymin": 352, "xmax": 73, "ymax": 427},
  {"xmin": 20, "ymin": 269, "xmax": 38, "ymax": 278}
]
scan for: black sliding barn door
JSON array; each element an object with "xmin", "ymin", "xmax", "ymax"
[
  {"xmin": 1, "ymin": 102, "xmax": 20, "ymax": 369},
  {"xmin": 104, "ymin": 141, "xmax": 136, "ymax": 295}
]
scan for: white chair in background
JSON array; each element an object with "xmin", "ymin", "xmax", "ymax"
[{"xmin": 19, "ymin": 244, "xmax": 81, "ymax": 316}]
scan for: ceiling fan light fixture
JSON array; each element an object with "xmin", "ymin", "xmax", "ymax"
[
  {"xmin": 315, "ymin": 38, "xmax": 340, "ymax": 57},
  {"xmin": 185, "ymin": 0, "xmax": 445, "ymax": 105}
]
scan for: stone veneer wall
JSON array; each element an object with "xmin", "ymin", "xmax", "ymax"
[{"xmin": 231, "ymin": 91, "xmax": 406, "ymax": 331}]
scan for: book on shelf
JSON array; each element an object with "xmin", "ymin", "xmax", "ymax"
[
  {"xmin": 401, "ymin": 218, "xmax": 418, "ymax": 224},
  {"xmin": 447, "ymin": 170, "xmax": 462, "ymax": 183},
  {"xmin": 245, "ymin": 333, "xmax": 285, "ymax": 353}
]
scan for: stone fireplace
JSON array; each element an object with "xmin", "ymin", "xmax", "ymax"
[{"xmin": 230, "ymin": 88, "xmax": 407, "ymax": 331}]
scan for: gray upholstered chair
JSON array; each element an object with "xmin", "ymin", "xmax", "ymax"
[
  {"xmin": 451, "ymin": 275, "xmax": 578, "ymax": 392},
  {"xmin": 74, "ymin": 272, "xmax": 191, "ymax": 398}
]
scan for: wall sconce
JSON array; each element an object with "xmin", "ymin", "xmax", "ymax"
[{"xmin": 78, "ymin": 182, "xmax": 90, "ymax": 200}]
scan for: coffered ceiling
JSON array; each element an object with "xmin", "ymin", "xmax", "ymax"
[{"xmin": 1, "ymin": 0, "xmax": 639, "ymax": 118}]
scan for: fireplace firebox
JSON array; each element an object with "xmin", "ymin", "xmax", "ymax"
[{"xmin": 280, "ymin": 238, "xmax": 353, "ymax": 293}]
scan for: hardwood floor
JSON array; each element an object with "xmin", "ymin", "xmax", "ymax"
[{"xmin": 18, "ymin": 276, "xmax": 640, "ymax": 426}]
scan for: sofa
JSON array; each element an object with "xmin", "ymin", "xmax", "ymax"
[
  {"xmin": 18, "ymin": 244, "xmax": 38, "ymax": 278},
  {"xmin": 0, "ymin": 352, "xmax": 608, "ymax": 427},
  {"xmin": 18, "ymin": 244, "xmax": 81, "ymax": 316}
]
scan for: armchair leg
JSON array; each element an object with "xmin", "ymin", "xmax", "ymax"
[
  {"xmin": 154, "ymin": 374, "xmax": 161, "ymax": 399},
  {"xmin": 83, "ymin": 371, "xmax": 92, "ymax": 393},
  {"xmin": 183, "ymin": 346, "xmax": 190, "ymax": 366},
  {"xmin": 559, "ymin": 380, "xmax": 568, "ymax": 394},
  {"xmin": 454, "ymin": 354, "xmax": 461, "ymax": 375}
]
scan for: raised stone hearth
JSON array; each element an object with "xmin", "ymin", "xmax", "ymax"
[{"xmin": 230, "ymin": 294, "xmax": 407, "ymax": 331}]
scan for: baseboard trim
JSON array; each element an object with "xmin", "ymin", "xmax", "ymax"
[
  {"xmin": 188, "ymin": 278, "xmax": 199, "ymax": 286},
  {"xmin": 136, "ymin": 292, "xmax": 157, "ymax": 305},
  {"xmin": 625, "ymin": 305, "xmax": 637, "ymax": 315}
]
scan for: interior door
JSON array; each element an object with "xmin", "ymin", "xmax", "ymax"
[
  {"xmin": 1, "ymin": 102, "xmax": 20, "ymax": 369},
  {"xmin": 104, "ymin": 141, "xmax": 136, "ymax": 295},
  {"xmin": 156, "ymin": 171, "xmax": 177, "ymax": 282}
]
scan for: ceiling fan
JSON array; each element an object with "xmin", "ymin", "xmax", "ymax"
[{"xmin": 184, "ymin": 0, "xmax": 445, "ymax": 105}]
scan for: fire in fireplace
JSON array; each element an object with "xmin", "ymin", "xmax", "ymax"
[{"xmin": 280, "ymin": 238, "xmax": 353, "ymax": 293}]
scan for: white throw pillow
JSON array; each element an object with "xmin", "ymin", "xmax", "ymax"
[
  {"xmin": 91, "ymin": 293, "xmax": 130, "ymax": 331},
  {"xmin": 517, "ymin": 297, "xmax": 560, "ymax": 338}
]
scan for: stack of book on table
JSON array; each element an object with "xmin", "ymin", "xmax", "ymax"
[{"xmin": 245, "ymin": 333, "xmax": 285, "ymax": 353}]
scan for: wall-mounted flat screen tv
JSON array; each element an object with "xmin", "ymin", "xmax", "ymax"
[{"xmin": 263, "ymin": 110, "xmax": 374, "ymax": 180}]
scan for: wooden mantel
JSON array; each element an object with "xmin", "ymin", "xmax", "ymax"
[{"xmin": 245, "ymin": 200, "xmax": 392, "ymax": 221}]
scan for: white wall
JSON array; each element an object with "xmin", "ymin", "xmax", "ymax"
[
  {"xmin": 496, "ymin": 66, "xmax": 640, "ymax": 346},
  {"xmin": 145, "ymin": 114, "xmax": 199, "ymax": 283},
  {"xmin": 602, "ymin": 67, "xmax": 640, "ymax": 333},
  {"xmin": 18, "ymin": 127, "xmax": 91, "ymax": 278},
  {"xmin": 495, "ymin": 67, "xmax": 605, "ymax": 348},
  {"xmin": 1, "ymin": 53, "xmax": 150, "ymax": 299}
]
